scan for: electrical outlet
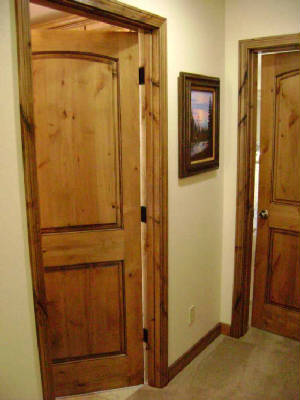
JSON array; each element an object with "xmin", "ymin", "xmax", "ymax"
[{"xmin": 188, "ymin": 305, "xmax": 196, "ymax": 326}]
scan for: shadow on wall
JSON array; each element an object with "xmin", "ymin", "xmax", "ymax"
[{"xmin": 178, "ymin": 169, "xmax": 218, "ymax": 187}]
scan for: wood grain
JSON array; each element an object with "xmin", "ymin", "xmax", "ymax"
[
  {"xmin": 273, "ymin": 68, "xmax": 300, "ymax": 204},
  {"xmin": 31, "ymin": 14, "xmax": 130, "ymax": 32},
  {"xmin": 149, "ymin": 23, "xmax": 169, "ymax": 387},
  {"xmin": 267, "ymin": 230, "xmax": 300, "ymax": 310},
  {"xmin": 30, "ymin": 0, "xmax": 165, "ymax": 30},
  {"xmin": 33, "ymin": 52, "xmax": 121, "ymax": 230},
  {"xmin": 42, "ymin": 230, "xmax": 125, "ymax": 267},
  {"xmin": 53, "ymin": 355, "xmax": 131, "ymax": 396},
  {"xmin": 15, "ymin": 2, "xmax": 168, "ymax": 397},
  {"xmin": 252, "ymin": 51, "xmax": 300, "ymax": 340},
  {"xmin": 32, "ymin": 29, "xmax": 143, "ymax": 396},
  {"xmin": 231, "ymin": 33, "xmax": 300, "ymax": 339},
  {"xmin": 45, "ymin": 262, "xmax": 125, "ymax": 361}
]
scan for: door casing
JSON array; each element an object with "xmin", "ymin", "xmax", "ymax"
[
  {"xmin": 231, "ymin": 33, "xmax": 300, "ymax": 338},
  {"xmin": 14, "ymin": 1, "xmax": 168, "ymax": 399}
]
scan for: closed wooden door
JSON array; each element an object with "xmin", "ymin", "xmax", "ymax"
[
  {"xmin": 252, "ymin": 51, "xmax": 300, "ymax": 340},
  {"xmin": 31, "ymin": 30, "xmax": 143, "ymax": 396}
]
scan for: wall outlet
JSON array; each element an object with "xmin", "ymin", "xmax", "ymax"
[{"xmin": 188, "ymin": 305, "xmax": 196, "ymax": 326}]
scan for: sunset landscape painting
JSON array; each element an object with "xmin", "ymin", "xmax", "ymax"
[
  {"xmin": 178, "ymin": 72, "xmax": 219, "ymax": 177},
  {"xmin": 190, "ymin": 89, "xmax": 214, "ymax": 162}
]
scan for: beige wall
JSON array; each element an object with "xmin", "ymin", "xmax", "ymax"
[
  {"xmin": 125, "ymin": 0, "xmax": 225, "ymax": 365},
  {"xmin": 221, "ymin": 0, "xmax": 300, "ymax": 323}
]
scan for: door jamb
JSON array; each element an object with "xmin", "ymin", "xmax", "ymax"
[
  {"xmin": 14, "ymin": 1, "xmax": 168, "ymax": 398},
  {"xmin": 231, "ymin": 33, "xmax": 300, "ymax": 338}
]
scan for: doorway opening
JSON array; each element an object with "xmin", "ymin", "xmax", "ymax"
[
  {"xmin": 14, "ymin": 1, "xmax": 168, "ymax": 399},
  {"xmin": 231, "ymin": 33, "xmax": 300, "ymax": 339}
]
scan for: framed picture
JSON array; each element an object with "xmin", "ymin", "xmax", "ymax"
[{"xmin": 178, "ymin": 72, "xmax": 220, "ymax": 178}]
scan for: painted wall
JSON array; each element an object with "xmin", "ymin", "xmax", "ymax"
[
  {"xmin": 221, "ymin": 0, "xmax": 300, "ymax": 323},
  {"xmin": 123, "ymin": 0, "xmax": 225, "ymax": 365}
]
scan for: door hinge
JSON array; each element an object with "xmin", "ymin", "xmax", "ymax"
[
  {"xmin": 141, "ymin": 206, "xmax": 147, "ymax": 223},
  {"xmin": 143, "ymin": 328, "xmax": 149, "ymax": 344},
  {"xmin": 139, "ymin": 67, "xmax": 145, "ymax": 85}
]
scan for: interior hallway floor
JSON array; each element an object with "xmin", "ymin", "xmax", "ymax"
[{"xmin": 60, "ymin": 328, "xmax": 300, "ymax": 400}]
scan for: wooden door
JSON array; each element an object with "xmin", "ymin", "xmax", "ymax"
[
  {"xmin": 31, "ymin": 30, "xmax": 143, "ymax": 397},
  {"xmin": 252, "ymin": 51, "xmax": 300, "ymax": 340}
]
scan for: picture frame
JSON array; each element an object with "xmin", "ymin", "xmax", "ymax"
[{"xmin": 178, "ymin": 72, "xmax": 220, "ymax": 178}]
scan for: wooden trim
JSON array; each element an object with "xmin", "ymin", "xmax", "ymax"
[
  {"xmin": 168, "ymin": 323, "xmax": 221, "ymax": 382},
  {"xmin": 220, "ymin": 323, "xmax": 231, "ymax": 336},
  {"xmin": 14, "ymin": 1, "xmax": 168, "ymax": 398},
  {"xmin": 31, "ymin": 13, "xmax": 131, "ymax": 31},
  {"xmin": 231, "ymin": 33, "xmax": 300, "ymax": 338},
  {"xmin": 30, "ymin": 0, "xmax": 165, "ymax": 30},
  {"xmin": 32, "ymin": 14, "xmax": 95, "ymax": 30}
]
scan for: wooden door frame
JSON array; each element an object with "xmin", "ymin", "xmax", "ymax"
[
  {"xmin": 14, "ymin": 1, "xmax": 168, "ymax": 398},
  {"xmin": 231, "ymin": 33, "xmax": 300, "ymax": 338}
]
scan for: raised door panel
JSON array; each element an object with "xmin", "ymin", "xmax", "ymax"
[
  {"xmin": 267, "ymin": 230, "xmax": 300, "ymax": 311},
  {"xmin": 273, "ymin": 70, "xmax": 300, "ymax": 205},
  {"xmin": 33, "ymin": 53, "xmax": 121, "ymax": 231},
  {"xmin": 45, "ymin": 262, "xmax": 125, "ymax": 361}
]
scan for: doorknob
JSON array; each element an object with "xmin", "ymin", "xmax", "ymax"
[{"xmin": 259, "ymin": 209, "xmax": 269, "ymax": 219}]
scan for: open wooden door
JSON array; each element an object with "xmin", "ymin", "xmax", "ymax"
[
  {"xmin": 31, "ymin": 30, "xmax": 143, "ymax": 396},
  {"xmin": 252, "ymin": 51, "xmax": 300, "ymax": 340}
]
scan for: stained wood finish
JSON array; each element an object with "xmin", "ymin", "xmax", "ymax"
[
  {"xmin": 45, "ymin": 262, "xmax": 125, "ymax": 361},
  {"xmin": 220, "ymin": 323, "xmax": 231, "ymax": 336},
  {"xmin": 31, "ymin": 14, "xmax": 129, "ymax": 31},
  {"xmin": 252, "ymin": 52, "xmax": 300, "ymax": 340},
  {"xmin": 147, "ymin": 23, "xmax": 168, "ymax": 387},
  {"xmin": 168, "ymin": 323, "xmax": 221, "ymax": 382},
  {"xmin": 267, "ymin": 231, "xmax": 300, "ymax": 310},
  {"xmin": 15, "ymin": 1, "xmax": 168, "ymax": 398},
  {"xmin": 231, "ymin": 33, "xmax": 300, "ymax": 339},
  {"xmin": 42, "ymin": 229, "xmax": 125, "ymax": 267},
  {"xmin": 33, "ymin": 52, "xmax": 121, "ymax": 231},
  {"xmin": 30, "ymin": 0, "xmax": 164, "ymax": 30},
  {"xmin": 31, "ymin": 29, "xmax": 143, "ymax": 397}
]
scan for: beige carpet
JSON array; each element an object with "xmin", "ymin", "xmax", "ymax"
[
  {"xmin": 60, "ymin": 328, "xmax": 299, "ymax": 400},
  {"xmin": 128, "ymin": 328, "xmax": 299, "ymax": 400}
]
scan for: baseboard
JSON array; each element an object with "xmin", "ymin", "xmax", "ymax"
[
  {"xmin": 220, "ymin": 322, "xmax": 231, "ymax": 336},
  {"xmin": 168, "ymin": 323, "xmax": 221, "ymax": 382}
]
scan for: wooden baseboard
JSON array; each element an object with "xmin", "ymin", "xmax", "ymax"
[
  {"xmin": 168, "ymin": 323, "xmax": 221, "ymax": 382},
  {"xmin": 220, "ymin": 323, "xmax": 231, "ymax": 336}
]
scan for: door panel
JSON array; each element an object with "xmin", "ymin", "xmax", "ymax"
[
  {"xmin": 34, "ymin": 54, "xmax": 121, "ymax": 231},
  {"xmin": 252, "ymin": 51, "xmax": 300, "ymax": 340},
  {"xmin": 31, "ymin": 30, "xmax": 143, "ymax": 396},
  {"xmin": 267, "ymin": 230, "xmax": 300, "ymax": 310},
  {"xmin": 45, "ymin": 262, "xmax": 125, "ymax": 361},
  {"xmin": 273, "ymin": 70, "xmax": 300, "ymax": 204}
]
